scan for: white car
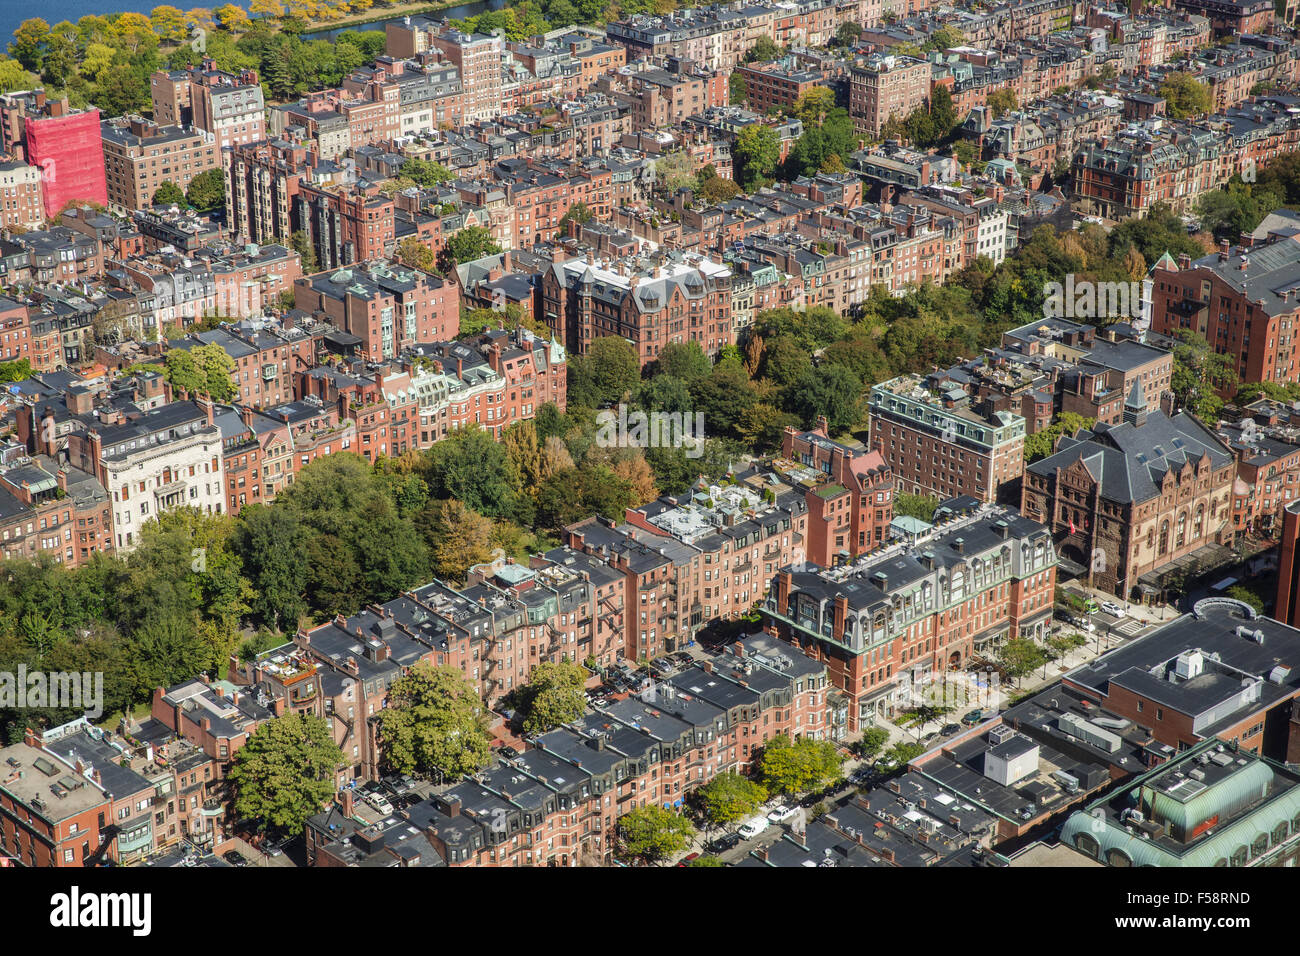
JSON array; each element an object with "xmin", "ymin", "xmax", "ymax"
[
  {"xmin": 1100, "ymin": 602, "xmax": 1125, "ymax": 617},
  {"xmin": 1071, "ymin": 616, "xmax": 1096, "ymax": 633},
  {"xmin": 738, "ymin": 816, "xmax": 770, "ymax": 839},
  {"xmin": 767, "ymin": 804, "xmax": 798, "ymax": 824},
  {"xmin": 366, "ymin": 793, "xmax": 394, "ymax": 815}
]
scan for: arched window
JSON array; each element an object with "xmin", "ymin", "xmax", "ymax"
[
  {"xmin": 1272, "ymin": 822, "xmax": 1289, "ymax": 847},
  {"xmin": 1194, "ymin": 504, "xmax": 1205, "ymax": 539},
  {"xmin": 1176, "ymin": 512, "xmax": 1187, "ymax": 549},
  {"xmin": 1159, "ymin": 521, "xmax": 1170, "ymax": 556},
  {"xmin": 1231, "ymin": 845, "xmax": 1249, "ymax": 867},
  {"xmin": 1252, "ymin": 832, "xmax": 1270, "ymax": 858},
  {"xmin": 1107, "ymin": 848, "xmax": 1132, "ymax": 867},
  {"xmin": 1074, "ymin": 832, "xmax": 1100, "ymax": 859}
]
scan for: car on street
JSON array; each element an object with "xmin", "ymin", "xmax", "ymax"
[
  {"xmin": 1100, "ymin": 601, "xmax": 1125, "ymax": 617},
  {"xmin": 961, "ymin": 708, "xmax": 983, "ymax": 726},
  {"xmin": 223, "ymin": 850, "xmax": 249, "ymax": 867},
  {"xmin": 1070, "ymin": 616, "xmax": 1096, "ymax": 632},
  {"xmin": 670, "ymin": 651, "xmax": 694, "ymax": 667},
  {"xmin": 365, "ymin": 793, "xmax": 394, "ymax": 815},
  {"xmin": 941, "ymin": 723, "xmax": 961, "ymax": 736},
  {"xmin": 767, "ymin": 804, "xmax": 798, "ymax": 824},
  {"xmin": 1083, "ymin": 598, "xmax": 1100, "ymax": 614},
  {"xmin": 705, "ymin": 833, "xmax": 740, "ymax": 854},
  {"xmin": 650, "ymin": 657, "xmax": 677, "ymax": 676},
  {"xmin": 738, "ymin": 816, "xmax": 770, "ymax": 839},
  {"xmin": 922, "ymin": 732, "xmax": 938, "ymax": 742},
  {"xmin": 676, "ymin": 852, "xmax": 700, "ymax": 867},
  {"xmin": 799, "ymin": 792, "xmax": 824, "ymax": 808}
]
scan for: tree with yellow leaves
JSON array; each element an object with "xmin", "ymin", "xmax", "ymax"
[
  {"xmin": 215, "ymin": 3, "xmax": 252, "ymax": 31},
  {"xmin": 151, "ymin": 5, "xmax": 189, "ymax": 40}
]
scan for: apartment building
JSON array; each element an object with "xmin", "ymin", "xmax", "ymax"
[
  {"xmin": 1021, "ymin": 388, "xmax": 1236, "ymax": 601},
  {"xmin": 849, "ymin": 54, "xmax": 931, "ymax": 137},
  {"xmin": 0, "ymin": 455, "xmax": 112, "ymax": 566},
  {"xmin": 765, "ymin": 504, "xmax": 1057, "ymax": 732},
  {"xmin": 0, "ymin": 160, "xmax": 44, "ymax": 231},
  {"xmin": 780, "ymin": 422, "xmax": 895, "ymax": 566},
  {"xmin": 150, "ymin": 61, "xmax": 266, "ymax": 152},
  {"xmin": 293, "ymin": 259, "xmax": 459, "ymax": 361},
  {"xmin": 427, "ymin": 29, "xmax": 504, "ymax": 124},
  {"xmin": 101, "ymin": 117, "xmax": 220, "ymax": 212},
  {"xmin": 868, "ymin": 373, "xmax": 1026, "ymax": 504}
]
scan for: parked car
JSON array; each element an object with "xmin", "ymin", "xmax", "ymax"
[
  {"xmin": 1083, "ymin": 598, "xmax": 1100, "ymax": 614},
  {"xmin": 670, "ymin": 652, "xmax": 694, "ymax": 667},
  {"xmin": 264, "ymin": 841, "xmax": 284, "ymax": 857},
  {"xmin": 738, "ymin": 816, "xmax": 770, "ymax": 839},
  {"xmin": 799, "ymin": 792, "xmax": 824, "ymax": 808},
  {"xmin": 1100, "ymin": 601, "xmax": 1125, "ymax": 617},
  {"xmin": 961, "ymin": 709, "xmax": 983, "ymax": 726},
  {"xmin": 941, "ymin": 723, "xmax": 961, "ymax": 736},
  {"xmin": 705, "ymin": 833, "xmax": 740, "ymax": 854},
  {"xmin": 767, "ymin": 804, "xmax": 798, "ymax": 824},
  {"xmin": 650, "ymin": 657, "xmax": 677, "ymax": 676},
  {"xmin": 676, "ymin": 852, "xmax": 701, "ymax": 867},
  {"xmin": 922, "ymin": 732, "xmax": 938, "ymax": 742},
  {"xmin": 1071, "ymin": 616, "xmax": 1096, "ymax": 633},
  {"xmin": 365, "ymin": 793, "xmax": 394, "ymax": 815},
  {"xmin": 222, "ymin": 850, "xmax": 248, "ymax": 867}
]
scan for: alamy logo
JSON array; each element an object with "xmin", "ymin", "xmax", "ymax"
[
  {"xmin": 595, "ymin": 404, "xmax": 705, "ymax": 458},
  {"xmin": 1043, "ymin": 275, "xmax": 1150, "ymax": 320},
  {"xmin": 0, "ymin": 667, "xmax": 103, "ymax": 719},
  {"xmin": 50, "ymin": 887, "xmax": 151, "ymax": 936}
]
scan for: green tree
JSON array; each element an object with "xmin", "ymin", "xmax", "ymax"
[
  {"xmin": 742, "ymin": 36, "xmax": 781, "ymax": 63},
  {"xmin": 291, "ymin": 230, "xmax": 318, "ymax": 272},
  {"xmin": 755, "ymin": 733, "xmax": 843, "ymax": 797},
  {"xmin": 517, "ymin": 660, "xmax": 587, "ymax": 734},
  {"xmin": 9, "ymin": 19, "xmax": 50, "ymax": 72},
  {"xmin": 424, "ymin": 425, "xmax": 527, "ymax": 521},
  {"xmin": 987, "ymin": 87, "xmax": 1017, "ymax": 118},
  {"xmin": 438, "ymin": 225, "xmax": 502, "ymax": 271},
  {"xmin": 1171, "ymin": 329, "xmax": 1237, "ymax": 419},
  {"xmin": 693, "ymin": 771, "xmax": 767, "ymax": 828},
  {"xmin": 230, "ymin": 505, "xmax": 309, "ymax": 630},
  {"xmin": 400, "ymin": 157, "xmax": 455, "ymax": 187},
  {"xmin": 617, "ymin": 806, "xmax": 695, "ymax": 864},
  {"xmin": 377, "ymin": 663, "xmax": 491, "ymax": 779},
  {"xmin": 1159, "ymin": 72, "xmax": 1213, "ymax": 119},
  {"xmin": 569, "ymin": 335, "xmax": 640, "ymax": 408},
  {"xmin": 0, "ymin": 359, "xmax": 31, "ymax": 384},
  {"xmin": 421, "ymin": 498, "xmax": 494, "ymax": 583},
  {"xmin": 894, "ymin": 493, "xmax": 939, "ymax": 522},
  {"xmin": 229, "ymin": 712, "xmax": 343, "ymax": 836},
  {"xmin": 651, "ymin": 341, "xmax": 712, "ymax": 383},
  {"xmin": 734, "ymin": 123, "xmax": 781, "ymax": 191},
  {"xmin": 186, "ymin": 168, "xmax": 226, "ymax": 211},
  {"xmin": 853, "ymin": 726, "xmax": 890, "ymax": 761},
  {"xmin": 793, "ymin": 364, "xmax": 864, "ymax": 432},
  {"xmin": 998, "ymin": 637, "xmax": 1048, "ymax": 686},
  {"xmin": 729, "ymin": 71, "xmax": 748, "ymax": 105},
  {"xmin": 1225, "ymin": 584, "xmax": 1265, "ymax": 613},
  {"xmin": 1024, "ymin": 412, "xmax": 1096, "ymax": 462}
]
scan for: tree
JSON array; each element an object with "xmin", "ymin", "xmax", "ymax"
[
  {"xmin": 694, "ymin": 771, "xmax": 767, "ymax": 828},
  {"xmin": 617, "ymin": 806, "xmax": 695, "ymax": 864},
  {"xmin": 794, "ymin": 88, "xmax": 837, "ymax": 128},
  {"xmin": 438, "ymin": 225, "xmax": 502, "ymax": 272},
  {"xmin": 651, "ymin": 341, "xmax": 712, "ymax": 383},
  {"xmin": 424, "ymin": 425, "xmax": 526, "ymax": 521},
  {"xmin": 231, "ymin": 504, "xmax": 309, "ymax": 630},
  {"xmin": 852, "ymin": 726, "xmax": 890, "ymax": 762},
  {"xmin": 998, "ymin": 637, "xmax": 1048, "ymax": 687},
  {"xmin": 569, "ymin": 335, "xmax": 640, "ymax": 408},
  {"xmin": 1171, "ymin": 329, "xmax": 1237, "ymax": 419},
  {"xmin": 1160, "ymin": 72, "xmax": 1213, "ymax": 119},
  {"xmin": 0, "ymin": 57, "xmax": 35, "ymax": 94},
  {"xmin": 729, "ymin": 72, "xmax": 748, "ymax": 105},
  {"xmin": 150, "ymin": 5, "xmax": 189, "ymax": 40},
  {"xmin": 1225, "ymin": 584, "xmax": 1265, "ymax": 614},
  {"xmin": 987, "ymin": 87, "xmax": 1017, "ymax": 118},
  {"xmin": 0, "ymin": 359, "xmax": 32, "ymax": 385},
  {"xmin": 742, "ymin": 36, "xmax": 781, "ymax": 63},
  {"xmin": 229, "ymin": 713, "xmax": 343, "ymax": 836},
  {"xmin": 421, "ymin": 498, "xmax": 494, "ymax": 583},
  {"xmin": 153, "ymin": 181, "xmax": 187, "ymax": 208},
  {"xmin": 186, "ymin": 168, "xmax": 225, "ymax": 211},
  {"xmin": 755, "ymin": 733, "xmax": 843, "ymax": 796},
  {"xmin": 400, "ymin": 157, "xmax": 454, "ymax": 187},
  {"xmin": 394, "ymin": 236, "xmax": 436, "ymax": 272},
  {"xmin": 1023, "ymin": 412, "xmax": 1096, "ymax": 462},
  {"xmin": 654, "ymin": 150, "xmax": 698, "ymax": 194},
  {"xmin": 162, "ymin": 342, "xmax": 237, "ymax": 400},
  {"xmin": 557, "ymin": 201, "xmax": 594, "ymax": 232},
  {"xmin": 377, "ymin": 663, "xmax": 491, "ymax": 779},
  {"xmin": 291, "ymin": 230, "xmax": 318, "ymax": 272},
  {"xmin": 9, "ymin": 19, "xmax": 50, "ymax": 72},
  {"xmin": 215, "ymin": 3, "xmax": 253, "ymax": 31},
  {"xmin": 734, "ymin": 124, "xmax": 780, "ymax": 192},
  {"xmin": 894, "ymin": 493, "xmax": 939, "ymax": 522},
  {"xmin": 834, "ymin": 20, "xmax": 861, "ymax": 47},
  {"xmin": 517, "ymin": 660, "xmax": 587, "ymax": 734},
  {"xmin": 793, "ymin": 364, "xmax": 864, "ymax": 432}
]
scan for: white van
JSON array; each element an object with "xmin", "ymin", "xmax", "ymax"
[{"xmin": 738, "ymin": 816, "xmax": 770, "ymax": 839}]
